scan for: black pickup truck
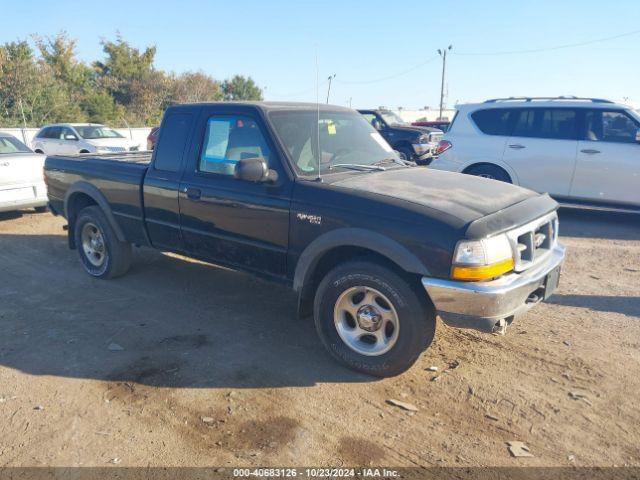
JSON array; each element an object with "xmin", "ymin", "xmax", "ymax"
[
  {"xmin": 45, "ymin": 102, "xmax": 565, "ymax": 377},
  {"xmin": 358, "ymin": 109, "xmax": 443, "ymax": 164}
]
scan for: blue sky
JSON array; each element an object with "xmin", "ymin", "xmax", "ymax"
[{"xmin": 3, "ymin": 0, "xmax": 639, "ymax": 109}]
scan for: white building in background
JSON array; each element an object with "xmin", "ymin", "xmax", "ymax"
[{"xmin": 393, "ymin": 107, "xmax": 457, "ymax": 124}]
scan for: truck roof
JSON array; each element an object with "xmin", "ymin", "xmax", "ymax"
[{"xmin": 167, "ymin": 101, "xmax": 353, "ymax": 113}]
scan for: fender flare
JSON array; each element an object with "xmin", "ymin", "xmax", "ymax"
[
  {"xmin": 293, "ymin": 227, "xmax": 430, "ymax": 293},
  {"xmin": 64, "ymin": 181, "xmax": 126, "ymax": 242}
]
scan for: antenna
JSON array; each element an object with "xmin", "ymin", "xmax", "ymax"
[{"xmin": 315, "ymin": 48, "xmax": 321, "ymax": 181}]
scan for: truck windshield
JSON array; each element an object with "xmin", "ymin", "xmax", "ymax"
[
  {"xmin": 380, "ymin": 111, "xmax": 408, "ymax": 126},
  {"xmin": 75, "ymin": 126, "xmax": 124, "ymax": 139},
  {"xmin": 269, "ymin": 110, "xmax": 402, "ymax": 176},
  {"xmin": 0, "ymin": 136, "xmax": 32, "ymax": 154}
]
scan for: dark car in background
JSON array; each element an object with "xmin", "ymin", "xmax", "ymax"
[{"xmin": 358, "ymin": 109, "xmax": 443, "ymax": 164}]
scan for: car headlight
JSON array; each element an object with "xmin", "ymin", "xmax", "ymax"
[
  {"xmin": 451, "ymin": 234, "xmax": 514, "ymax": 281},
  {"xmin": 415, "ymin": 134, "xmax": 430, "ymax": 144}
]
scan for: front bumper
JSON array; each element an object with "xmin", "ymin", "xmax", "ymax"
[
  {"xmin": 421, "ymin": 243, "xmax": 565, "ymax": 333},
  {"xmin": 412, "ymin": 143, "xmax": 438, "ymax": 164}
]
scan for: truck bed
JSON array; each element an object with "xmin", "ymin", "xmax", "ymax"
[{"xmin": 45, "ymin": 152, "xmax": 152, "ymax": 246}]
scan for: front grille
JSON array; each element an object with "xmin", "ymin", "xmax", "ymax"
[{"xmin": 507, "ymin": 212, "xmax": 558, "ymax": 272}]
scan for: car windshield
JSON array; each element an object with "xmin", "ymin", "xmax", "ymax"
[
  {"xmin": 75, "ymin": 126, "xmax": 124, "ymax": 139},
  {"xmin": 0, "ymin": 136, "xmax": 32, "ymax": 154},
  {"xmin": 269, "ymin": 110, "xmax": 402, "ymax": 176},
  {"xmin": 380, "ymin": 111, "xmax": 408, "ymax": 126}
]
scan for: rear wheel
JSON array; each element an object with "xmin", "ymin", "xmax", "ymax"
[
  {"xmin": 465, "ymin": 164, "xmax": 512, "ymax": 183},
  {"xmin": 73, "ymin": 206, "xmax": 131, "ymax": 279},
  {"xmin": 33, "ymin": 206, "xmax": 47, "ymax": 213},
  {"xmin": 314, "ymin": 261, "xmax": 436, "ymax": 377}
]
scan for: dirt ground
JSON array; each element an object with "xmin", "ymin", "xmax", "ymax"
[{"xmin": 0, "ymin": 208, "xmax": 639, "ymax": 468}]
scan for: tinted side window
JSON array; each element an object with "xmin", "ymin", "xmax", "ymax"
[
  {"xmin": 37, "ymin": 128, "xmax": 50, "ymax": 139},
  {"xmin": 60, "ymin": 127, "xmax": 76, "ymax": 140},
  {"xmin": 471, "ymin": 109, "xmax": 512, "ymax": 135},
  {"xmin": 154, "ymin": 113, "xmax": 193, "ymax": 172},
  {"xmin": 48, "ymin": 127, "xmax": 62, "ymax": 139},
  {"xmin": 512, "ymin": 108, "xmax": 577, "ymax": 140},
  {"xmin": 584, "ymin": 110, "xmax": 639, "ymax": 144},
  {"xmin": 199, "ymin": 115, "xmax": 271, "ymax": 176}
]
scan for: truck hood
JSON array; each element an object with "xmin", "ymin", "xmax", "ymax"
[
  {"xmin": 332, "ymin": 167, "xmax": 546, "ymax": 228},
  {"xmin": 390, "ymin": 125, "xmax": 440, "ymax": 134}
]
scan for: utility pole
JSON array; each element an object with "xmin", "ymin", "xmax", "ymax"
[
  {"xmin": 437, "ymin": 45, "xmax": 452, "ymax": 121},
  {"xmin": 326, "ymin": 74, "xmax": 336, "ymax": 104}
]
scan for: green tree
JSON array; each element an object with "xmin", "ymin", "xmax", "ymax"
[
  {"xmin": 169, "ymin": 71, "xmax": 223, "ymax": 104},
  {"xmin": 222, "ymin": 75, "xmax": 263, "ymax": 101}
]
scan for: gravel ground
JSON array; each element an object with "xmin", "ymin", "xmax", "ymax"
[{"xmin": 0, "ymin": 208, "xmax": 638, "ymax": 468}]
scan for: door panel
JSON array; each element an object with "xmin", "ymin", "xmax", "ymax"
[
  {"xmin": 570, "ymin": 109, "xmax": 640, "ymax": 206},
  {"xmin": 502, "ymin": 137, "xmax": 577, "ymax": 195},
  {"xmin": 179, "ymin": 112, "xmax": 291, "ymax": 278},
  {"xmin": 571, "ymin": 142, "xmax": 640, "ymax": 205},
  {"xmin": 143, "ymin": 112, "xmax": 195, "ymax": 250},
  {"xmin": 502, "ymin": 108, "xmax": 578, "ymax": 196}
]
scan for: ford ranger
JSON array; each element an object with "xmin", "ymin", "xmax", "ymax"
[{"xmin": 44, "ymin": 102, "xmax": 565, "ymax": 377}]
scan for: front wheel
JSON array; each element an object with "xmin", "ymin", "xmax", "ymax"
[
  {"xmin": 73, "ymin": 206, "xmax": 132, "ymax": 279},
  {"xmin": 314, "ymin": 261, "xmax": 436, "ymax": 377}
]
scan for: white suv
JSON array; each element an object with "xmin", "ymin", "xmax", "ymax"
[
  {"xmin": 430, "ymin": 97, "xmax": 640, "ymax": 211},
  {"xmin": 32, "ymin": 123, "xmax": 140, "ymax": 156}
]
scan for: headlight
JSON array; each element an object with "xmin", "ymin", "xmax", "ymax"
[
  {"xmin": 451, "ymin": 234, "xmax": 514, "ymax": 281},
  {"xmin": 415, "ymin": 134, "xmax": 430, "ymax": 144}
]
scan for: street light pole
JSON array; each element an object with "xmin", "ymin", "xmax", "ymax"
[
  {"xmin": 326, "ymin": 74, "xmax": 336, "ymax": 104},
  {"xmin": 438, "ymin": 45, "xmax": 452, "ymax": 121}
]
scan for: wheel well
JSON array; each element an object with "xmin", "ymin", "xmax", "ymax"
[
  {"xmin": 66, "ymin": 193, "xmax": 98, "ymax": 248},
  {"xmin": 463, "ymin": 162, "xmax": 511, "ymax": 181},
  {"xmin": 79, "ymin": 149, "xmax": 90, "ymax": 154},
  {"xmin": 394, "ymin": 141, "xmax": 413, "ymax": 151},
  {"xmin": 297, "ymin": 245, "xmax": 423, "ymax": 319}
]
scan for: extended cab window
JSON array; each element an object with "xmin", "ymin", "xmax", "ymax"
[
  {"xmin": 199, "ymin": 116, "xmax": 271, "ymax": 176},
  {"xmin": 471, "ymin": 108, "xmax": 512, "ymax": 135},
  {"xmin": 154, "ymin": 113, "xmax": 193, "ymax": 172},
  {"xmin": 512, "ymin": 108, "xmax": 577, "ymax": 140},
  {"xmin": 584, "ymin": 110, "xmax": 639, "ymax": 144}
]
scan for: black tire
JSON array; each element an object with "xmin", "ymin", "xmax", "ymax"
[
  {"xmin": 33, "ymin": 206, "xmax": 48, "ymax": 213},
  {"xmin": 396, "ymin": 145, "xmax": 415, "ymax": 162},
  {"xmin": 73, "ymin": 206, "xmax": 132, "ymax": 279},
  {"xmin": 79, "ymin": 150, "xmax": 90, "ymax": 154},
  {"xmin": 314, "ymin": 261, "xmax": 436, "ymax": 377},
  {"xmin": 34, "ymin": 149, "xmax": 44, "ymax": 154},
  {"xmin": 465, "ymin": 164, "xmax": 512, "ymax": 183}
]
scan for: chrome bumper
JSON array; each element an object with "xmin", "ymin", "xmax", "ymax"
[{"xmin": 422, "ymin": 243, "xmax": 565, "ymax": 333}]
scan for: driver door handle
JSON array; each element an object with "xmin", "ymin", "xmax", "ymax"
[
  {"xmin": 185, "ymin": 187, "xmax": 201, "ymax": 200},
  {"xmin": 508, "ymin": 144, "xmax": 526, "ymax": 150},
  {"xmin": 580, "ymin": 149, "xmax": 601, "ymax": 155}
]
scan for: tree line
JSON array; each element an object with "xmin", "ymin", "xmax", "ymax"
[{"xmin": 0, "ymin": 32, "xmax": 263, "ymax": 128}]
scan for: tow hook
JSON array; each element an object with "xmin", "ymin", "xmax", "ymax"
[{"xmin": 492, "ymin": 318, "xmax": 508, "ymax": 335}]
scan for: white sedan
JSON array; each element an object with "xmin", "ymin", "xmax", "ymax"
[
  {"xmin": 32, "ymin": 123, "xmax": 140, "ymax": 155},
  {"xmin": 0, "ymin": 133, "xmax": 47, "ymax": 213}
]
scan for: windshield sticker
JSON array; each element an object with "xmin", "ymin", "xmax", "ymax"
[
  {"xmin": 371, "ymin": 132, "xmax": 393, "ymax": 152},
  {"xmin": 327, "ymin": 122, "xmax": 337, "ymax": 135}
]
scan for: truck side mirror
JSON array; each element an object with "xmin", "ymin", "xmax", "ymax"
[
  {"xmin": 371, "ymin": 119, "xmax": 382, "ymax": 130},
  {"xmin": 234, "ymin": 157, "xmax": 278, "ymax": 183}
]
